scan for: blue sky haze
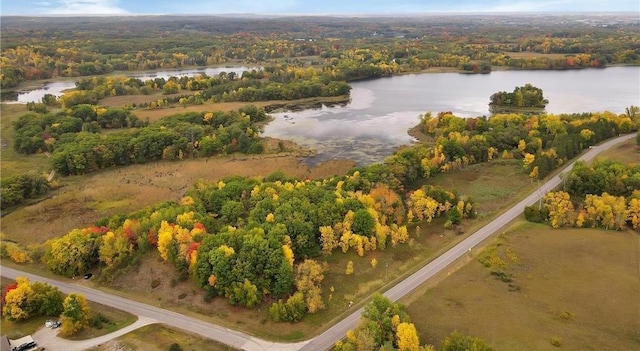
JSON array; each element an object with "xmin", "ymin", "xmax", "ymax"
[{"xmin": 1, "ymin": 0, "xmax": 638, "ymax": 15}]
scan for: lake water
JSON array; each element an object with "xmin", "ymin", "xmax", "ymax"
[
  {"xmin": 263, "ymin": 66, "xmax": 640, "ymax": 165},
  {"xmin": 7, "ymin": 66, "xmax": 259, "ymax": 103}
]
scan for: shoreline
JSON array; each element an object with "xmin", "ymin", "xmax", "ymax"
[{"xmin": 5, "ymin": 62, "xmax": 638, "ymax": 97}]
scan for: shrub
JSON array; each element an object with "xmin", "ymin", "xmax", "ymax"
[{"xmin": 524, "ymin": 205, "xmax": 549, "ymax": 223}]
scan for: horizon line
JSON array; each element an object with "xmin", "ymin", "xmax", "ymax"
[{"xmin": 1, "ymin": 11, "xmax": 638, "ymax": 18}]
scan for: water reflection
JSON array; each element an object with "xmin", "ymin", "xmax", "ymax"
[
  {"xmin": 263, "ymin": 66, "xmax": 640, "ymax": 166},
  {"xmin": 6, "ymin": 66, "xmax": 259, "ymax": 103}
]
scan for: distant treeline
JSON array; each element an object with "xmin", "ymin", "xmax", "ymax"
[
  {"xmin": 2, "ymin": 15, "xmax": 639, "ymax": 88},
  {"xmin": 62, "ymin": 67, "xmax": 352, "ymax": 109}
]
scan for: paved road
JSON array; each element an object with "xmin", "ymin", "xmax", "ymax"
[
  {"xmin": 300, "ymin": 133, "xmax": 636, "ymax": 351},
  {"xmin": 1, "ymin": 133, "xmax": 634, "ymax": 351}
]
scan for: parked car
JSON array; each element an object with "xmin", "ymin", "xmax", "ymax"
[
  {"xmin": 45, "ymin": 319, "xmax": 61, "ymax": 329},
  {"xmin": 83, "ymin": 273, "xmax": 93, "ymax": 279}
]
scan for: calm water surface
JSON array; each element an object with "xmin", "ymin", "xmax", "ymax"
[
  {"xmin": 9, "ymin": 66, "xmax": 259, "ymax": 103},
  {"xmin": 263, "ymin": 67, "xmax": 640, "ymax": 165}
]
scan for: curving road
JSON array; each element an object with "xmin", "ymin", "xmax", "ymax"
[{"xmin": 1, "ymin": 133, "xmax": 634, "ymax": 351}]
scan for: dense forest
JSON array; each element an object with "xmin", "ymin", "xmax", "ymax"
[
  {"xmin": 525, "ymin": 159, "xmax": 640, "ymax": 230},
  {"xmin": 1, "ymin": 14, "xmax": 639, "ymax": 88}
]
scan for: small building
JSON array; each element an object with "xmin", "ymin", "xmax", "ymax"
[
  {"xmin": 7, "ymin": 335, "xmax": 36, "ymax": 351},
  {"xmin": 1, "ymin": 336, "xmax": 11, "ymax": 351}
]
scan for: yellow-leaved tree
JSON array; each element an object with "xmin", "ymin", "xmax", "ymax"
[
  {"xmin": 628, "ymin": 198, "xmax": 640, "ymax": 230},
  {"xmin": 345, "ymin": 261, "xmax": 354, "ymax": 275},
  {"xmin": 396, "ymin": 322, "xmax": 421, "ymax": 351},
  {"xmin": 543, "ymin": 191, "xmax": 575, "ymax": 228},
  {"xmin": 2, "ymin": 277, "xmax": 35, "ymax": 321},
  {"xmin": 295, "ymin": 259, "xmax": 326, "ymax": 313},
  {"xmin": 60, "ymin": 293, "xmax": 90, "ymax": 336},
  {"xmin": 99, "ymin": 230, "xmax": 132, "ymax": 267},
  {"xmin": 583, "ymin": 192, "xmax": 628, "ymax": 230}
]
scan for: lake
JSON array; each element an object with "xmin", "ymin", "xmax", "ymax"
[
  {"xmin": 7, "ymin": 66, "xmax": 260, "ymax": 103},
  {"xmin": 263, "ymin": 66, "xmax": 640, "ymax": 166}
]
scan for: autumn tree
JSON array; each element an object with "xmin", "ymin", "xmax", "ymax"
[
  {"xmin": 396, "ymin": 322, "xmax": 421, "ymax": 351},
  {"xmin": 543, "ymin": 191, "xmax": 575, "ymax": 228},
  {"xmin": 43, "ymin": 227, "xmax": 105, "ymax": 277},
  {"xmin": 229, "ymin": 279, "xmax": 259, "ymax": 308},
  {"xmin": 2, "ymin": 277, "xmax": 35, "ymax": 321},
  {"xmin": 60, "ymin": 293, "xmax": 91, "ymax": 336},
  {"xmin": 319, "ymin": 225, "xmax": 339, "ymax": 254},
  {"xmin": 99, "ymin": 230, "xmax": 133, "ymax": 267},
  {"xmin": 1, "ymin": 277, "xmax": 64, "ymax": 321},
  {"xmin": 269, "ymin": 291, "xmax": 306, "ymax": 322},
  {"xmin": 583, "ymin": 192, "xmax": 628, "ymax": 230},
  {"xmin": 627, "ymin": 197, "xmax": 640, "ymax": 231},
  {"xmin": 295, "ymin": 259, "xmax": 326, "ymax": 313},
  {"xmin": 335, "ymin": 294, "xmax": 435, "ymax": 351},
  {"xmin": 346, "ymin": 261, "xmax": 354, "ymax": 275}
]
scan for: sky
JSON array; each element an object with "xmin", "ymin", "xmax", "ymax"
[{"xmin": 0, "ymin": 0, "xmax": 638, "ymax": 16}]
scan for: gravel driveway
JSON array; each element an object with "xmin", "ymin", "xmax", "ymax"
[{"xmin": 31, "ymin": 316, "xmax": 156, "ymax": 351}]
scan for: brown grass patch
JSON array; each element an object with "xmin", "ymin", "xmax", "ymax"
[
  {"xmin": 596, "ymin": 138, "xmax": 639, "ymax": 165},
  {"xmin": 405, "ymin": 222, "xmax": 640, "ymax": 350},
  {"xmin": 420, "ymin": 159, "xmax": 535, "ymax": 216},
  {"xmin": 89, "ymin": 324, "xmax": 238, "ymax": 351},
  {"xmin": 1, "ymin": 153, "xmax": 354, "ymax": 245},
  {"xmin": 100, "ymin": 91, "xmax": 196, "ymax": 108}
]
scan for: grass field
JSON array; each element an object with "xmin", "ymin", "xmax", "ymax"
[
  {"xmin": 596, "ymin": 138, "xmax": 639, "ymax": 165},
  {"xmin": 0, "ymin": 154, "xmax": 353, "ymax": 245},
  {"xmin": 0, "ymin": 103, "xmax": 51, "ymax": 177},
  {"xmin": 417, "ymin": 158, "xmax": 536, "ymax": 217},
  {"xmin": 87, "ymin": 324, "xmax": 238, "ymax": 351},
  {"xmin": 403, "ymin": 222, "xmax": 640, "ymax": 351},
  {"xmin": 129, "ymin": 95, "xmax": 349, "ymax": 123}
]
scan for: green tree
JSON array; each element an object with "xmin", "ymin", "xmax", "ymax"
[
  {"xmin": 60, "ymin": 293, "xmax": 91, "ymax": 336},
  {"xmin": 31, "ymin": 282, "xmax": 65, "ymax": 317},
  {"xmin": 352, "ymin": 209, "xmax": 375, "ymax": 237}
]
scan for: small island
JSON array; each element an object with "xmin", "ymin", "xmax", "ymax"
[{"xmin": 489, "ymin": 83, "xmax": 548, "ymax": 114}]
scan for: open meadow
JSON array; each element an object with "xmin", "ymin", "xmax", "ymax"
[
  {"xmin": 596, "ymin": 137, "xmax": 640, "ymax": 165},
  {"xmin": 404, "ymin": 222, "xmax": 640, "ymax": 351}
]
